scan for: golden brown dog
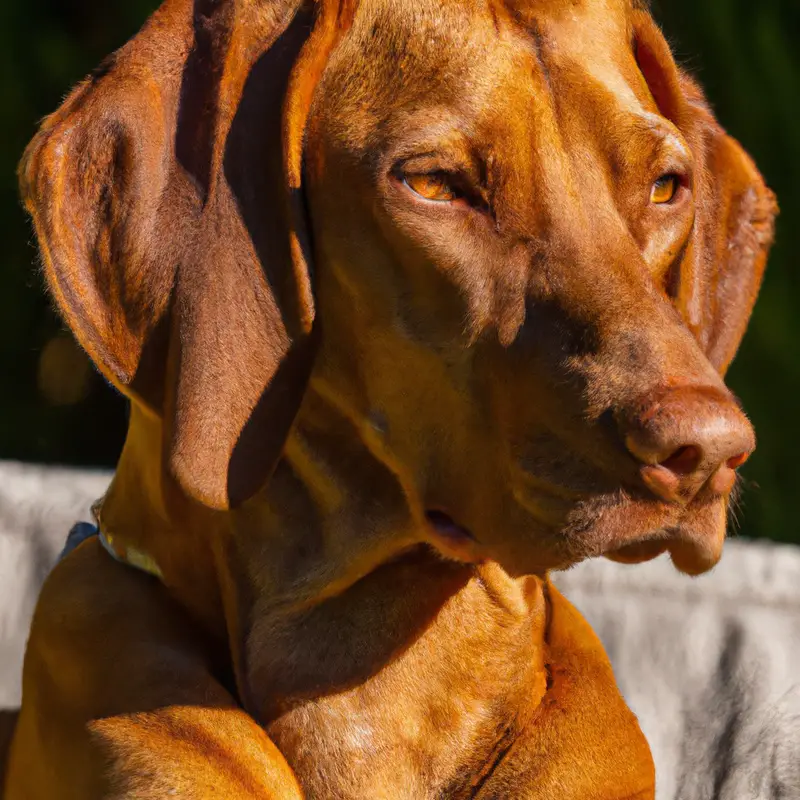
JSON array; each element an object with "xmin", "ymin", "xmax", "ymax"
[{"xmin": 3, "ymin": 0, "xmax": 776, "ymax": 796}]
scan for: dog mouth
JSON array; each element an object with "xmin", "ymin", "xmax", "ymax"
[
  {"xmin": 604, "ymin": 516, "xmax": 727, "ymax": 575},
  {"xmin": 432, "ymin": 482, "xmax": 732, "ymax": 575},
  {"xmin": 559, "ymin": 489, "xmax": 731, "ymax": 575},
  {"xmin": 425, "ymin": 475, "xmax": 732, "ymax": 576},
  {"xmin": 424, "ymin": 509, "xmax": 486, "ymax": 564},
  {"xmin": 604, "ymin": 532, "xmax": 722, "ymax": 575},
  {"xmin": 604, "ymin": 537, "xmax": 670, "ymax": 564}
]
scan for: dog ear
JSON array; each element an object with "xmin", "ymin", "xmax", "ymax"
[
  {"xmin": 20, "ymin": 0, "xmax": 351, "ymax": 508},
  {"xmin": 632, "ymin": 11, "xmax": 777, "ymax": 376}
]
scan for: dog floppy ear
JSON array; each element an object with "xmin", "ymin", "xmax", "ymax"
[
  {"xmin": 20, "ymin": 0, "xmax": 350, "ymax": 508},
  {"xmin": 632, "ymin": 11, "xmax": 777, "ymax": 376}
]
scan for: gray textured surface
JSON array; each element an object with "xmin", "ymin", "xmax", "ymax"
[
  {"xmin": 555, "ymin": 543, "xmax": 800, "ymax": 799},
  {"xmin": 0, "ymin": 460, "xmax": 798, "ymax": 798},
  {"xmin": 0, "ymin": 461, "xmax": 110, "ymax": 707}
]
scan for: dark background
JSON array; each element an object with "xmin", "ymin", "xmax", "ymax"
[{"xmin": 0, "ymin": 1, "xmax": 797, "ymax": 542}]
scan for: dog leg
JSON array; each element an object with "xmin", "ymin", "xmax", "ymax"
[{"xmin": 4, "ymin": 540, "xmax": 302, "ymax": 800}]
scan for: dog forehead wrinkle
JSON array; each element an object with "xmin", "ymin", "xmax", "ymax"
[
  {"xmin": 322, "ymin": 0, "xmax": 514, "ymax": 108},
  {"xmin": 316, "ymin": 0, "xmax": 603, "ymax": 196}
]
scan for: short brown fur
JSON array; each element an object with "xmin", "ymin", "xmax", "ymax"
[{"xmin": 4, "ymin": 0, "xmax": 775, "ymax": 796}]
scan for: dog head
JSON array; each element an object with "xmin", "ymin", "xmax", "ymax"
[{"xmin": 21, "ymin": 0, "xmax": 775, "ymax": 581}]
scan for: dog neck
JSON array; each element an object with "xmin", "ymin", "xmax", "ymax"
[
  {"xmin": 227, "ymin": 383, "xmax": 554, "ymax": 790},
  {"xmin": 213, "ymin": 377, "xmax": 552, "ymax": 721},
  {"xmin": 93, "ymin": 392, "xmax": 654, "ymax": 795},
  {"xmin": 96, "ymin": 405, "xmax": 228, "ymax": 635},
  {"xmin": 95, "ymin": 386, "xmax": 547, "ymax": 695}
]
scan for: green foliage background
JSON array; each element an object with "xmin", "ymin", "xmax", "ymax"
[{"xmin": 0, "ymin": 1, "xmax": 797, "ymax": 542}]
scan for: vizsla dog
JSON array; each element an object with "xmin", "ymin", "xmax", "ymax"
[{"xmin": 3, "ymin": 0, "xmax": 776, "ymax": 796}]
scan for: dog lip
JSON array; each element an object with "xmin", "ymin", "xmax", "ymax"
[
  {"xmin": 424, "ymin": 509, "xmax": 488, "ymax": 565},
  {"xmin": 604, "ymin": 537, "xmax": 670, "ymax": 565},
  {"xmin": 603, "ymin": 495, "xmax": 728, "ymax": 573},
  {"xmin": 424, "ymin": 509, "xmax": 476, "ymax": 541}
]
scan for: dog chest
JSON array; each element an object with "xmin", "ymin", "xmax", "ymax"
[{"xmin": 263, "ymin": 568, "xmax": 547, "ymax": 798}]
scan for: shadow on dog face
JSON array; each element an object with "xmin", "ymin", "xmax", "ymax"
[
  {"xmin": 20, "ymin": 0, "xmax": 775, "ymax": 588},
  {"xmin": 301, "ymin": 0, "xmax": 775, "ymax": 576}
]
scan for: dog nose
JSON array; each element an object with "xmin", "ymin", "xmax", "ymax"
[{"xmin": 621, "ymin": 386, "xmax": 755, "ymax": 504}]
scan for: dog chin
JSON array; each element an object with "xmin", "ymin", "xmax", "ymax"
[
  {"xmin": 429, "ymin": 489, "xmax": 730, "ymax": 577},
  {"xmin": 525, "ymin": 489, "xmax": 731, "ymax": 577},
  {"xmin": 596, "ymin": 494, "xmax": 729, "ymax": 576}
]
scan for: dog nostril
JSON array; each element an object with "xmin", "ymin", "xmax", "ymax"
[
  {"xmin": 658, "ymin": 445, "xmax": 701, "ymax": 475},
  {"xmin": 726, "ymin": 451, "xmax": 749, "ymax": 470},
  {"xmin": 619, "ymin": 386, "xmax": 755, "ymax": 504},
  {"xmin": 621, "ymin": 385, "xmax": 756, "ymax": 505}
]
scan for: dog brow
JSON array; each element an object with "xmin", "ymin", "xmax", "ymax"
[
  {"xmin": 485, "ymin": 0, "xmax": 554, "ymax": 96},
  {"xmin": 487, "ymin": 0, "xmax": 505, "ymax": 36},
  {"xmin": 526, "ymin": 20, "xmax": 553, "ymax": 95}
]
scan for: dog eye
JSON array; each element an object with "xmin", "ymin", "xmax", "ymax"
[
  {"xmin": 650, "ymin": 174, "xmax": 679, "ymax": 204},
  {"xmin": 403, "ymin": 172, "xmax": 457, "ymax": 202}
]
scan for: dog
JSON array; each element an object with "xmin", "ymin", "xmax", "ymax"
[{"xmin": 3, "ymin": 0, "xmax": 776, "ymax": 796}]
